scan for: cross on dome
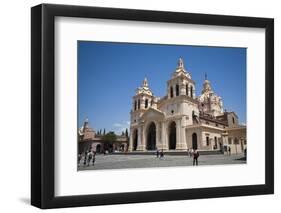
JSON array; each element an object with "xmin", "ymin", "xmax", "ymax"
[
  {"xmin": 135, "ymin": 77, "xmax": 153, "ymax": 96},
  {"xmin": 143, "ymin": 77, "xmax": 148, "ymax": 87},
  {"xmin": 177, "ymin": 57, "xmax": 184, "ymax": 69},
  {"xmin": 173, "ymin": 57, "xmax": 191, "ymax": 79}
]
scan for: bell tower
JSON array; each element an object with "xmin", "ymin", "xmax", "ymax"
[
  {"xmin": 130, "ymin": 77, "xmax": 156, "ymax": 125},
  {"xmin": 198, "ymin": 75, "xmax": 224, "ymax": 116},
  {"xmin": 167, "ymin": 58, "xmax": 196, "ymax": 99}
]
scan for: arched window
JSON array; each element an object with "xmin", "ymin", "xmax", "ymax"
[
  {"xmin": 228, "ymin": 138, "xmax": 232, "ymax": 144},
  {"xmin": 176, "ymin": 84, "xmax": 179, "ymax": 96},
  {"xmin": 145, "ymin": 99, "xmax": 148, "ymax": 108},
  {"xmin": 214, "ymin": 137, "xmax": 217, "ymax": 148},
  {"xmin": 232, "ymin": 117, "xmax": 235, "ymax": 124},
  {"xmin": 206, "ymin": 136, "xmax": 209, "ymax": 146},
  {"xmin": 134, "ymin": 100, "xmax": 137, "ymax": 111},
  {"xmin": 190, "ymin": 86, "xmax": 193, "ymax": 98},
  {"xmin": 186, "ymin": 84, "xmax": 188, "ymax": 95},
  {"xmin": 170, "ymin": 86, "xmax": 174, "ymax": 98},
  {"xmin": 137, "ymin": 99, "xmax": 140, "ymax": 109}
]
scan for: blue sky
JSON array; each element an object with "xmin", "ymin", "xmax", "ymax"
[{"xmin": 78, "ymin": 41, "xmax": 246, "ymax": 134}]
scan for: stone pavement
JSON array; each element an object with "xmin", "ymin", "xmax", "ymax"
[{"xmin": 78, "ymin": 153, "xmax": 246, "ymax": 171}]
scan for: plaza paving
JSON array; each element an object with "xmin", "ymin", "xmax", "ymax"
[{"xmin": 78, "ymin": 153, "xmax": 246, "ymax": 171}]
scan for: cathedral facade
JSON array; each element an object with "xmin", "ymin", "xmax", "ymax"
[{"xmin": 129, "ymin": 58, "xmax": 246, "ymax": 154}]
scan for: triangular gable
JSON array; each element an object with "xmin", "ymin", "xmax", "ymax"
[{"xmin": 140, "ymin": 108, "xmax": 165, "ymax": 121}]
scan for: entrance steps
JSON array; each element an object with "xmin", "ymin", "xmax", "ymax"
[{"xmin": 112, "ymin": 150, "xmax": 223, "ymax": 156}]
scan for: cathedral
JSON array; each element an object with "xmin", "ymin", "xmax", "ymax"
[{"xmin": 129, "ymin": 58, "xmax": 246, "ymax": 154}]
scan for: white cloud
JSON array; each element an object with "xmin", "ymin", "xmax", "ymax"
[
  {"xmin": 113, "ymin": 123, "xmax": 123, "ymax": 127},
  {"xmin": 112, "ymin": 121, "xmax": 130, "ymax": 135}
]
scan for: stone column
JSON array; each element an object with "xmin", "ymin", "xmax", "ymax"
[
  {"xmin": 192, "ymin": 87, "xmax": 196, "ymax": 99},
  {"xmin": 161, "ymin": 122, "xmax": 168, "ymax": 150},
  {"xmin": 180, "ymin": 83, "xmax": 185, "ymax": 95},
  {"xmin": 186, "ymin": 84, "xmax": 190, "ymax": 97},
  {"xmin": 180, "ymin": 117, "xmax": 187, "ymax": 149},
  {"xmin": 137, "ymin": 125, "xmax": 145, "ymax": 151},
  {"xmin": 156, "ymin": 122, "xmax": 160, "ymax": 149},
  {"xmin": 176, "ymin": 119, "xmax": 187, "ymax": 150},
  {"xmin": 140, "ymin": 97, "xmax": 145, "ymax": 109},
  {"xmin": 128, "ymin": 130, "xmax": 133, "ymax": 151}
]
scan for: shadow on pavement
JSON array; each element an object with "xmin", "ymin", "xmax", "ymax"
[{"xmin": 235, "ymin": 156, "xmax": 246, "ymax": 161}]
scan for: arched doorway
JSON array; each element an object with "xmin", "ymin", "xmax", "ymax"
[
  {"xmin": 146, "ymin": 122, "xmax": 156, "ymax": 150},
  {"xmin": 214, "ymin": 136, "xmax": 218, "ymax": 149},
  {"xmin": 133, "ymin": 129, "xmax": 138, "ymax": 151},
  {"xmin": 192, "ymin": 133, "xmax": 198, "ymax": 150},
  {"xmin": 169, "ymin": 121, "xmax": 177, "ymax": 150},
  {"xmin": 96, "ymin": 144, "xmax": 101, "ymax": 153},
  {"xmin": 240, "ymin": 140, "xmax": 244, "ymax": 152}
]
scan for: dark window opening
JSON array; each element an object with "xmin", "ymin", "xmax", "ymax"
[
  {"xmin": 206, "ymin": 136, "xmax": 209, "ymax": 146},
  {"xmin": 186, "ymin": 84, "xmax": 188, "ymax": 95},
  {"xmin": 137, "ymin": 99, "xmax": 140, "ymax": 109},
  {"xmin": 190, "ymin": 86, "xmax": 193, "ymax": 98},
  {"xmin": 176, "ymin": 84, "xmax": 179, "ymax": 96},
  {"xmin": 145, "ymin": 99, "xmax": 148, "ymax": 108},
  {"xmin": 170, "ymin": 86, "xmax": 174, "ymax": 98},
  {"xmin": 134, "ymin": 100, "xmax": 137, "ymax": 111}
]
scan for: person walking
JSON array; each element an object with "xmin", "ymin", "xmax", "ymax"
[
  {"xmin": 83, "ymin": 151, "xmax": 87, "ymax": 167},
  {"xmin": 87, "ymin": 152, "xmax": 92, "ymax": 166},
  {"xmin": 92, "ymin": 152, "xmax": 96, "ymax": 166},
  {"xmin": 78, "ymin": 153, "xmax": 82, "ymax": 167},
  {"xmin": 193, "ymin": 149, "xmax": 200, "ymax": 166},
  {"xmin": 160, "ymin": 149, "xmax": 164, "ymax": 159},
  {"xmin": 156, "ymin": 149, "xmax": 159, "ymax": 158},
  {"xmin": 228, "ymin": 146, "xmax": 231, "ymax": 155},
  {"xmin": 190, "ymin": 149, "xmax": 194, "ymax": 158}
]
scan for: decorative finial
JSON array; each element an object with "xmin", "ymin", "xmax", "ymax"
[
  {"xmin": 83, "ymin": 117, "xmax": 89, "ymax": 129},
  {"xmin": 143, "ymin": 77, "xmax": 148, "ymax": 87},
  {"xmin": 178, "ymin": 57, "xmax": 184, "ymax": 69}
]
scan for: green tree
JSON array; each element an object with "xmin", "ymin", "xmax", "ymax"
[
  {"xmin": 103, "ymin": 128, "xmax": 106, "ymax": 135},
  {"xmin": 102, "ymin": 131, "xmax": 116, "ymax": 142},
  {"xmin": 102, "ymin": 131, "xmax": 117, "ymax": 152},
  {"xmin": 125, "ymin": 128, "xmax": 129, "ymax": 137}
]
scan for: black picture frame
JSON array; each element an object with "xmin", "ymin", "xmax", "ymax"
[{"xmin": 31, "ymin": 3, "xmax": 274, "ymax": 209}]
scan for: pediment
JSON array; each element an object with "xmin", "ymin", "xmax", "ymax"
[{"xmin": 140, "ymin": 108, "xmax": 165, "ymax": 121}]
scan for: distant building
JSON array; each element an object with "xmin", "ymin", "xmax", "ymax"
[
  {"xmin": 78, "ymin": 119, "xmax": 129, "ymax": 154},
  {"xmin": 129, "ymin": 58, "xmax": 246, "ymax": 154}
]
